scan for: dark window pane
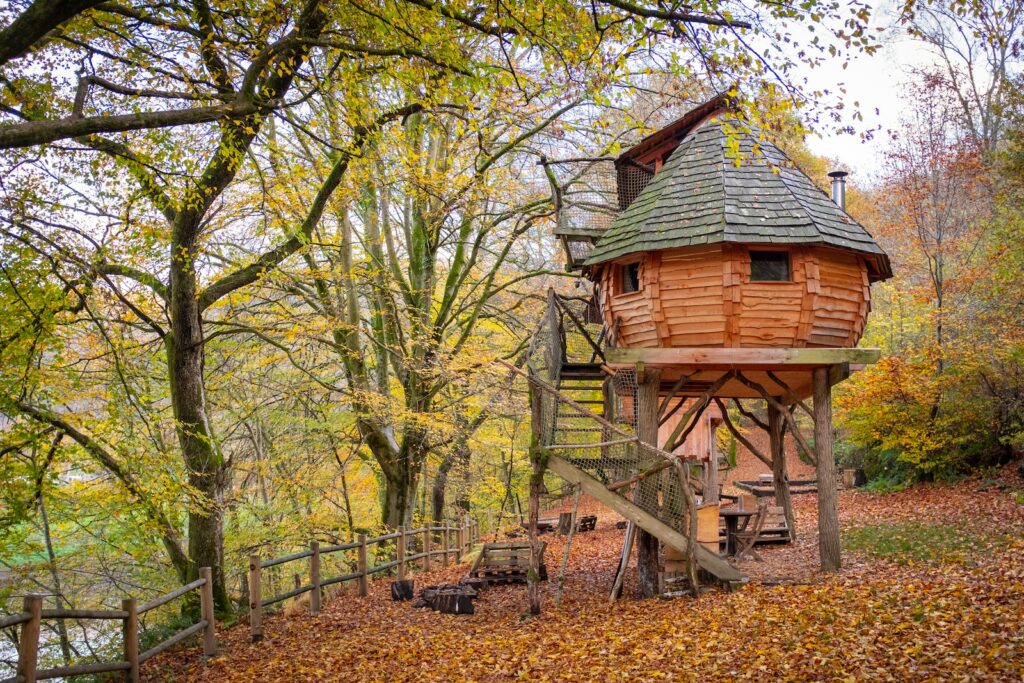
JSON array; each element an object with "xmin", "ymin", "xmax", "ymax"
[
  {"xmin": 750, "ymin": 251, "xmax": 790, "ymax": 281},
  {"xmin": 621, "ymin": 262, "xmax": 641, "ymax": 293}
]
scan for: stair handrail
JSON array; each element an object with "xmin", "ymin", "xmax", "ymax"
[{"xmin": 497, "ymin": 359, "xmax": 698, "ymax": 467}]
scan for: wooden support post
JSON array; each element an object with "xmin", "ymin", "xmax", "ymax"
[
  {"xmin": 16, "ymin": 594, "xmax": 41, "ymax": 683},
  {"xmin": 768, "ymin": 403, "xmax": 796, "ymax": 540},
  {"xmin": 248, "ymin": 554, "xmax": 263, "ymax": 642},
  {"xmin": 813, "ymin": 367, "xmax": 841, "ymax": 571},
  {"xmin": 635, "ymin": 367, "xmax": 662, "ymax": 599},
  {"xmin": 397, "ymin": 527, "xmax": 407, "ymax": 580},
  {"xmin": 199, "ymin": 566, "xmax": 217, "ymax": 657},
  {"xmin": 122, "ymin": 598, "xmax": 139, "ymax": 683},
  {"xmin": 454, "ymin": 522, "xmax": 462, "ymax": 563},
  {"xmin": 309, "ymin": 541, "xmax": 321, "ymax": 615},
  {"xmin": 705, "ymin": 427, "xmax": 720, "ymax": 504},
  {"xmin": 424, "ymin": 526, "xmax": 432, "ymax": 571},
  {"xmin": 357, "ymin": 533, "xmax": 369, "ymax": 597},
  {"xmin": 442, "ymin": 526, "xmax": 449, "ymax": 567}
]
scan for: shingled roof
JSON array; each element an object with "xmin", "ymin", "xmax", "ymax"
[{"xmin": 585, "ymin": 117, "xmax": 892, "ymax": 281}]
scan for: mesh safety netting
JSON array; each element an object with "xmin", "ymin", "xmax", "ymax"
[{"xmin": 522, "ymin": 292, "xmax": 698, "ymax": 537}]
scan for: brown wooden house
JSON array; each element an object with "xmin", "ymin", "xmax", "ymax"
[{"xmin": 574, "ymin": 97, "xmax": 892, "ymax": 351}]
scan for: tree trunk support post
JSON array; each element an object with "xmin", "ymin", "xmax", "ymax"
[
  {"xmin": 357, "ymin": 533, "xmax": 369, "ymax": 597},
  {"xmin": 767, "ymin": 403, "xmax": 796, "ymax": 540},
  {"xmin": 397, "ymin": 527, "xmax": 408, "ymax": 580},
  {"xmin": 248, "ymin": 554, "xmax": 263, "ymax": 642},
  {"xmin": 198, "ymin": 566, "xmax": 217, "ymax": 657},
  {"xmin": 16, "ymin": 594, "xmax": 42, "ymax": 683},
  {"xmin": 635, "ymin": 366, "xmax": 662, "ymax": 598},
  {"xmin": 813, "ymin": 367, "xmax": 841, "ymax": 571},
  {"xmin": 309, "ymin": 541, "xmax": 321, "ymax": 615}
]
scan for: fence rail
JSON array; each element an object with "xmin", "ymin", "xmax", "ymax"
[
  {"xmin": 0, "ymin": 568, "xmax": 216, "ymax": 683},
  {"xmin": 1, "ymin": 514, "xmax": 487, "ymax": 679},
  {"xmin": 247, "ymin": 515, "xmax": 482, "ymax": 642}
]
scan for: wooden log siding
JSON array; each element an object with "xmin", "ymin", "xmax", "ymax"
[{"xmin": 598, "ymin": 244, "xmax": 873, "ymax": 351}]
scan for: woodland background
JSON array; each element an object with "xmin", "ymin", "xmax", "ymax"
[{"xmin": 0, "ymin": 0, "xmax": 1022, "ymax": 673}]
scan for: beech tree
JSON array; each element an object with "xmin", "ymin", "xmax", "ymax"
[{"xmin": 1, "ymin": 0, "xmax": 879, "ymax": 604}]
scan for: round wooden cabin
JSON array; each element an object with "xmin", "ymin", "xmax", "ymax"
[{"xmin": 584, "ymin": 112, "xmax": 892, "ymax": 350}]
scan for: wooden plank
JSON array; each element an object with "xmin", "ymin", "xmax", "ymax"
[
  {"xmin": 546, "ymin": 456, "xmax": 743, "ymax": 582},
  {"xmin": 198, "ymin": 568, "xmax": 217, "ymax": 657},
  {"xmin": 123, "ymin": 598, "xmax": 139, "ymax": 683},
  {"xmin": 357, "ymin": 534, "xmax": 369, "ymax": 597},
  {"xmin": 605, "ymin": 347, "xmax": 880, "ymax": 368},
  {"xmin": 248, "ymin": 555, "xmax": 262, "ymax": 643},
  {"xmin": 18, "ymin": 595, "xmax": 41, "ymax": 683}
]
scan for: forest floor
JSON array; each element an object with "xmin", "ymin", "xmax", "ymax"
[{"xmin": 147, "ymin": 465, "xmax": 1024, "ymax": 682}]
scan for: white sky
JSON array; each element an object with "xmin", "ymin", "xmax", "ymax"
[{"xmin": 802, "ymin": 2, "xmax": 941, "ymax": 186}]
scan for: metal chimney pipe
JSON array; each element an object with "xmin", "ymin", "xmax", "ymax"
[{"xmin": 828, "ymin": 171, "xmax": 848, "ymax": 211}]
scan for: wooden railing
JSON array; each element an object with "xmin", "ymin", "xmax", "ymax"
[
  {"xmin": 1, "ymin": 516, "xmax": 486, "ymax": 679},
  {"xmin": 1, "ymin": 567, "xmax": 216, "ymax": 683},
  {"xmin": 247, "ymin": 516, "xmax": 482, "ymax": 641}
]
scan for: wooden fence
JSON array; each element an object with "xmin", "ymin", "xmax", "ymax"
[
  {"xmin": 1, "ymin": 515, "xmax": 486, "ymax": 679},
  {"xmin": 0, "ymin": 567, "xmax": 216, "ymax": 683},
  {"xmin": 248, "ymin": 516, "xmax": 481, "ymax": 641}
]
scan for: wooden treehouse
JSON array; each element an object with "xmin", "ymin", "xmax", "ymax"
[{"xmin": 525, "ymin": 93, "xmax": 893, "ymax": 590}]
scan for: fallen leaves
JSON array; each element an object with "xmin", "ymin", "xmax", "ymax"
[{"xmin": 144, "ymin": 467, "xmax": 1024, "ymax": 682}]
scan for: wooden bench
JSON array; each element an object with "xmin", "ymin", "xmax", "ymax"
[
  {"xmin": 717, "ymin": 505, "xmax": 791, "ymax": 546},
  {"xmin": 468, "ymin": 542, "xmax": 548, "ymax": 585},
  {"xmin": 756, "ymin": 506, "xmax": 792, "ymax": 544}
]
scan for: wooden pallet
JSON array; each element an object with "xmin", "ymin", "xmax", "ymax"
[{"xmin": 468, "ymin": 542, "xmax": 548, "ymax": 585}]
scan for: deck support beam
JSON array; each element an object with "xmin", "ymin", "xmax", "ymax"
[
  {"xmin": 635, "ymin": 367, "xmax": 662, "ymax": 598},
  {"xmin": 813, "ymin": 367, "xmax": 841, "ymax": 571}
]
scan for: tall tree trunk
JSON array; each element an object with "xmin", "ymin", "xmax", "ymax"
[
  {"xmin": 168, "ymin": 223, "xmax": 229, "ymax": 610},
  {"xmin": 381, "ymin": 464, "xmax": 417, "ymax": 529},
  {"xmin": 527, "ymin": 386, "xmax": 544, "ymax": 616},
  {"xmin": 431, "ymin": 440, "xmax": 471, "ymax": 522},
  {"xmin": 635, "ymin": 368, "xmax": 661, "ymax": 598}
]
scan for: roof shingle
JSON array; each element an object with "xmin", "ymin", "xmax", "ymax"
[{"xmin": 585, "ymin": 118, "xmax": 892, "ymax": 280}]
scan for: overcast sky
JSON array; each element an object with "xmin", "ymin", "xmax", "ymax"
[{"xmin": 802, "ymin": 1, "xmax": 940, "ymax": 186}]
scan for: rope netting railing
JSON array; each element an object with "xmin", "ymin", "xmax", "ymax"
[
  {"xmin": 514, "ymin": 288, "xmax": 700, "ymax": 542},
  {"xmin": 525, "ymin": 369, "xmax": 697, "ymax": 535}
]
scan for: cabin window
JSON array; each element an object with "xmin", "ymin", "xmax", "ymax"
[
  {"xmin": 749, "ymin": 251, "xmax": 790, "ymax": 282},
  {"xmin": 620, "ymin": 262, "xmax": 641, "ymax": 294}
]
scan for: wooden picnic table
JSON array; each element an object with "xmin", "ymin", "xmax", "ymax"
[{"xmin": 719, "ymin": 508, "xmax": 756, "ymax": 557}]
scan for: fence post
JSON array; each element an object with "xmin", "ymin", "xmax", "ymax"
[
  {"xmin": 16, "ymin": 594, "xmax": 41, "ymax": 683},
  {"xmin": 397, "ymin": 527, "xmax": 407, "ymax": 581},
  {"xmin": 442, "ymin": 526, "xmax": 449, "ymax": 567},
  {"xmin": 124, "ymin": 598, "xmax": 141, "ymax": 683},
  {"xmin": 357, "ymin": 533, "xmax": 369, "ymax": 597},
  {"xmin": 309, "ymin": 541, "xmax": 321, "ymax": 615},
  {"xmin": 424, "ymin": 526, "xmax": 432, "ymax": 572},
  {"xmin": 248, "ymin": 554, "xmax": 263, "ymax": 642},
  {"xmin": 199, "ymin": 567, "xmax": 217, "ymax": 657},
  {"xmin": 455, "ymin": 522, "xmax": 463, "ymax": 563}
]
